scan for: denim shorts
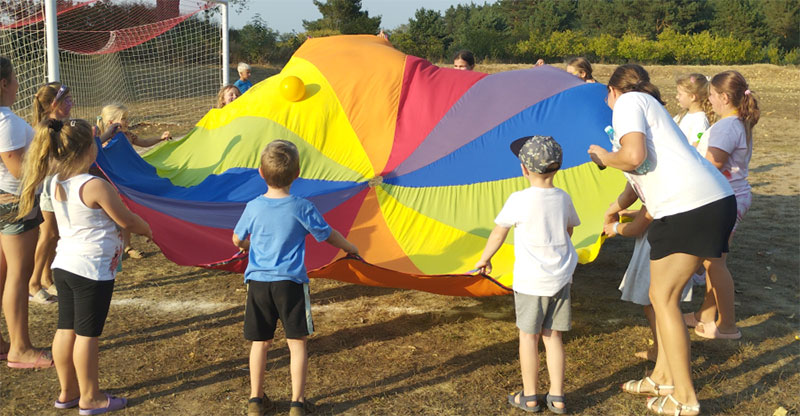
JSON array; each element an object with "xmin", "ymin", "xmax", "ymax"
[{"xmin": 0, "ymin": 189, "xmax": 42, "ymax": 235}]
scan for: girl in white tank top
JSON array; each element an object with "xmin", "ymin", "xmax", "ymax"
[{"xmin": 16, "ymin": 118, "xmax": 152, "ymax": 414}]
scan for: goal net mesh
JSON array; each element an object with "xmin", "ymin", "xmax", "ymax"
[{"xmin": 0, "ymin": 0, "xmax": 221, "ymax": 134}]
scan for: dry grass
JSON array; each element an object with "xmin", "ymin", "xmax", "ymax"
[{"xmin": 1, "ymin": 64, "xmax": 798, "ymax": 416}]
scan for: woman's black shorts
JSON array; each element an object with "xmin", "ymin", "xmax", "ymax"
[{"xmin": 648, "ymin": 195, "xmax": 737, "ymax": 260}]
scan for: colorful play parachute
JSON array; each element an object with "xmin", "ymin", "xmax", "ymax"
[{"xmin": 95, "ymin": 35, "xmax": 628, "ymax": 296}]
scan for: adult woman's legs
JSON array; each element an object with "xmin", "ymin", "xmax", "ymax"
[
  {"xmin": 1, "ymin": 228, "xmax": 44, "ymax": 364},
  {"xmin": 648, "ymin": 252, "xmax": 703, "ymax": 412}
]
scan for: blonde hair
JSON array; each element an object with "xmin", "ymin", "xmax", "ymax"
[
  {"xmin": 32, "ymin": 82, "xmax": 70, "ymax": 123},
  {"xmin": 260, "ymin": 140, "xmax": 300, "ymax": 188},
  {"xmin": 237, "ymin": 62, "xmax": 251, "ymax": 72},
  {"xmin": 711, "ymin": 70, "xmax": 760, "ymax": 145},
  {"xmin": 17, "ymin": 119, "xmax": 94, "ymax": 219},
  {"xmin": 97, "ymin": 104, "xmax": 128, "ymax": 132},
  {"xmin": 216, "ymin": 85, "xmax": 240, "ymax": 108},
  {"xmin": 607, "ymin": 64, "xmax": 664, "ymax": 105},
  {"xmin": 675, "ymin": 73, "xmax": 716, "ymax": 124}
]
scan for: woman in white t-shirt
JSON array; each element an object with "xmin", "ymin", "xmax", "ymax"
[
  {"xmin": 672, "ymin": 73, "xmax": 714, "ymax": 146},
  {"xmin": 0, "ymin": 57, "xmax": 53, "ymax": 368},
  {"xmin": 588, "ymin": 64, "xmax": 736, "ymax": 416},
  {"xmin": 685, "ymin": 71, "xmax": 760, "ymax": 341}
]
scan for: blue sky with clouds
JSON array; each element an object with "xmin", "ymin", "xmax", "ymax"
[{"xmin": 228, "ymin": 0, "xmax": 489, "ymax": 33}]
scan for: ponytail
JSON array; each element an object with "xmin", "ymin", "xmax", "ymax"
[
  {"xmin": 16, "ymin": 119, "xmax": 94, "ymax": 219},
  {"xmin": 711, "ymin": 71, "xmax": 760, "ymax": 145},
  {"xmin": 608, "ymin": 64, "xmax": 664, "ymax": 105}
]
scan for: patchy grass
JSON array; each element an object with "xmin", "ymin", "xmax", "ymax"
[{"xmin": 1, "ymin": 64, "xmax": 798, "ymax": 415}]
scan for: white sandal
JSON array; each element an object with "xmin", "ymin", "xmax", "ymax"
[
  {"xmin": 647, "ymin": 393, "xmax": 700, "ymax": 415},
  {"xmin": 622, "ymin": 376, "xmax": 674, "ymax": 396}
]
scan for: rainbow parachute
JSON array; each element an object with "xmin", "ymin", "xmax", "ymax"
[{"xmin": 96, "ymin": 35, "xmax": 626, "ymax": 296}]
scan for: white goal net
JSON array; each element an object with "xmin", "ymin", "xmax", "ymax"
[{"xmin": 0, "ymin": 0, "xmax": 222, "ymax": 134}]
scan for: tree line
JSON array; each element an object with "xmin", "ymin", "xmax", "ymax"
[{"xmin": 230, "ymin": 0, "xmax": 799, "ymax": 65}]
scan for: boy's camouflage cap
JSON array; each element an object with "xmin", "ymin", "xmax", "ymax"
[{"xmin": 509, "ymin": 135, "xmax": 563, "ymax": 174}]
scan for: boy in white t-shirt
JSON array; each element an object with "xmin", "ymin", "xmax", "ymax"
[{"xmin": 475, "ymin": 135, "xmax": 580, "ymax": 415}]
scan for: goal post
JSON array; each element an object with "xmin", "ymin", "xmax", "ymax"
[{"xmin": 1, "ymin": 0, "xmax": 229, "ymax": 135}]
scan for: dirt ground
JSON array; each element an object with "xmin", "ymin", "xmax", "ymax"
[{"xmin": 1, "ymin": 64, "xmax": 798, "ymax": 416}]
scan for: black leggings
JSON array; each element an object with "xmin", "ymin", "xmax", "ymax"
[{"xmin": 54, "ymin": 268, "xmax": 115, "ymax": 337}]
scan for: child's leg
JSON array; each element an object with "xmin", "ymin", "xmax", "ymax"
[
  {"xmin": 635, "ymin": 305, "xmax": 658, "ymax": 361},
  {"xmin": 518, "ymin": 329, "xmax": 540, "ymax": 406},
  {"xmin": 73, "ymin": 335, "xmax": 107, "ymax": 408},
  {"xmin": 702, "ymin": 253, "xmax": 738, "ymax": 333},
  {"xmin": 287, "ymin": 337, "xmax": 308, "ymax": 402},
  {"xmin": 695, "ymin": 261, "xmax": 717, "ymax": 323},
  {"xmin": 29, "ymin": 212, "xmax": 58, "ymax": 294},
  {"xmin": 53, "ymin": 329, "xmax": 79, "ymax": 402},
  {"xmin": 541, "ymin": 329, "xmax": 565, "ymax": 409},
  {"xmin": 249, "ymin": 340, "xmax": 272, "ymax": 399},
  {"xmin": 1, "ymin": 230, "xmax": 40, "ymax": 362}
]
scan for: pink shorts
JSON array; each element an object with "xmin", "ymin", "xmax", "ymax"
[{"xmin": 732, "ymin": 190, "xmax": 751, "ymax": 232}]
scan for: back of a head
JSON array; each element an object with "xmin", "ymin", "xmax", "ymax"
[
  {"xmin": 260, "ymin": 140, "xmax": 300, "ymax": 188},
  {"xmin": 18, "ymin": 118, "xmax": 94, "ymax": 219},
  {"xmin": 33, "ymin": 82, "xmax": 69, "ymax": 123},
  {"xmin": 0, "ymin": 57, "xmax": 12, "ymax": 84},
  {"xmin": 608, "ymin": 64, "xmax": 664, "ymax": 105},
  {"xmin": 97, "ymin": 104, "xmax": 128, "ymax": 132},
  {"xmin": 566, "ymin": 57, "xmax": 593, "ymax": 81},
  {"xmin": 711, "ymin": 70, "xmax": 759, "ymax": 141}
]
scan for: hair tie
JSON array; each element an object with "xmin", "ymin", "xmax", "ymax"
[
  {"xmin": 47, "ymin": 119, "xmax": 63, "ymax": 132},
  {"xmin": 744, "ymin": 89, "xmax": 751, "ymax": 95}
]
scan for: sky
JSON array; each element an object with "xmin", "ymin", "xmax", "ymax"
[{"xmin": 227, "ymin": 0, "xmax": 490, "ymax": 33}]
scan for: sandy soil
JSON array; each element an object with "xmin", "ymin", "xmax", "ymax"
[{"xmin": 1, "ymin": 64, "xmax": 798, "ymax": 416}]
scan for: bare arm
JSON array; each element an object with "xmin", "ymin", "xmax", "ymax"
[
  {"xmin": 0, "ymin": 148, "xmax": 26, "ymax": 179},
  {"xmin": 604, "ymin": 182, "xmax": 639, "ymax": 227},
  {"xmin": 130, "ymin": 133, "xmax": 167, "ymax": 148},
  {"xmin": 604, "ymin": 206, "xmax": 653, "ymax": 238},
  {"xmin": 97, "ymin": 123, "xmax": 121, "ymax": 144},
  {"xmin": 81, "ymin": 178, "xmax": 152, "ymax": 240},
  {"xmin": 705, "ymin": 147, "xmax": 730, "ymax": 170},
  {"xmin": 588, "ymin": 132, "xmax": 647, "ymax": 171},
  {"xmin": 326, "ymin": 229, "xmax": 358, "ymax": 255},
  {"xmin": 232, "ymin": 233, "xmax": 250, "ymax": 252},
  {"xmin": 474, "ymin": 225, "xmax": 511, "ymax": 274}
]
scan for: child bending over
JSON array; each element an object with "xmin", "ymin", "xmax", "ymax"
[
  {"xmin": 232, "ymin": 140, "xmax": 358, "ymax": 416},
  {"xmin": 475, "ymin": 135, "xmax": 580, "ymax": 415}
]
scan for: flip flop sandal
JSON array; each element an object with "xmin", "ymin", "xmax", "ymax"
[
  {"xmin": 545, "ymin": 393, "xmax": 567, "ymax": 414},
  {"xmin": 507, "ymin": 390, "xmax": 541, "ymax": 412},
  {"xmin": 646, "ymin": 394, "xmax": 700, "ymax": 415},
  {"xmin": 78, "ymin": 393, "xmax": 127, "ymax": 415},
  {"xmin": 622, "ymin": 376, "xmax": 673, "ymax": 396},
  {"xmin": 694, "ymin": 321, "xmax": 742, "ymax": 340},
  {"xmin": 55, "ymin": 397, "xmax": 80, "ymax": 409},
  {"xmin": 29, "ymin": 288, "xmax": 57, "ymax": 304},
  {"xmin": 7, "ymin": 349, "xmax": 54, "ymax": 369}
]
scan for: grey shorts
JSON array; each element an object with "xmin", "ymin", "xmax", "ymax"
[
  {"xmin": 0, "ymin": 190, "xmax": 42, "ymax": 235},
  {"xmin": 514, "ymin": 283, "xmax": 571, "ymax": 335}
]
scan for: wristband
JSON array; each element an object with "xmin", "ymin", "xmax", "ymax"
[{"xmin": 613, "ymin": 222, "xmax": 620, "ymax": 235}]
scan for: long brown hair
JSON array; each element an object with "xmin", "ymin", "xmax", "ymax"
[
  {"xmin": 0, "ymin": 57, "xmax": 13, "ymax": 103},
  {"xmin": 566, "ymin": 57, "xmax": 594, "ymax": 82},
  {"xmin": 675, "ymin": 73, "xmax": 716, "ymax": 124},
  {"xmin": 16, "ymin": 119, "xmax": 94, "ymax": 219},
  {"xmin": 710, "ymin": 70, "xmax": 759, "ymax": 145},
  {"xmin": 607, "ymin": 64, "xmax": 664, "ymax": 105},
  {"xmin": 32, "ymin": 82, "xmax": 70, "ymax": 123}
]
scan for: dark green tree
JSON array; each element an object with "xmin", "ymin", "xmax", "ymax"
[
  {"xmin": 302, "ymin": 0, "xmax": 381, "ymax": 35},
  {"xmin": 709, "ymin": 0, "xmax": 769, "ymax": 46},
  {"xmin": 761, "ymin": 0, "xmax": 799, "ymax": 50},
  {"xmin": 392, "ymin": 8, "xmax": 449, "ymax": 61}
]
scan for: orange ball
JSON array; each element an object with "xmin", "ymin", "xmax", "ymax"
[{"xmin": 280, "ymin": 76, "xmax": 305, "ymax": 102}]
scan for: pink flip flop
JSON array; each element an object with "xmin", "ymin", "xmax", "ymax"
[
  {"xmin": 55, "ymin": 397, "xmax": 81, "ymax": 409},
  {"xmin": 695, "ymin": 321, "xmax": 742, "ymax": 340},
  {"xmin": 79, "ymin": 393, "xmax": 127, "ymax": 415},
  {"xmin": 6, "ymin": 350, "xmax": 54, "ymax": 369}
]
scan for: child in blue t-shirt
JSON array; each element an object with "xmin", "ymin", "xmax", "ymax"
[
  {"xmin": 232, "ymin": 140, "xmax": 357, "ymax": 416},
  {"xmin": 234, "ymin": 62, "xmax": 253, "ymax": 94}
]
